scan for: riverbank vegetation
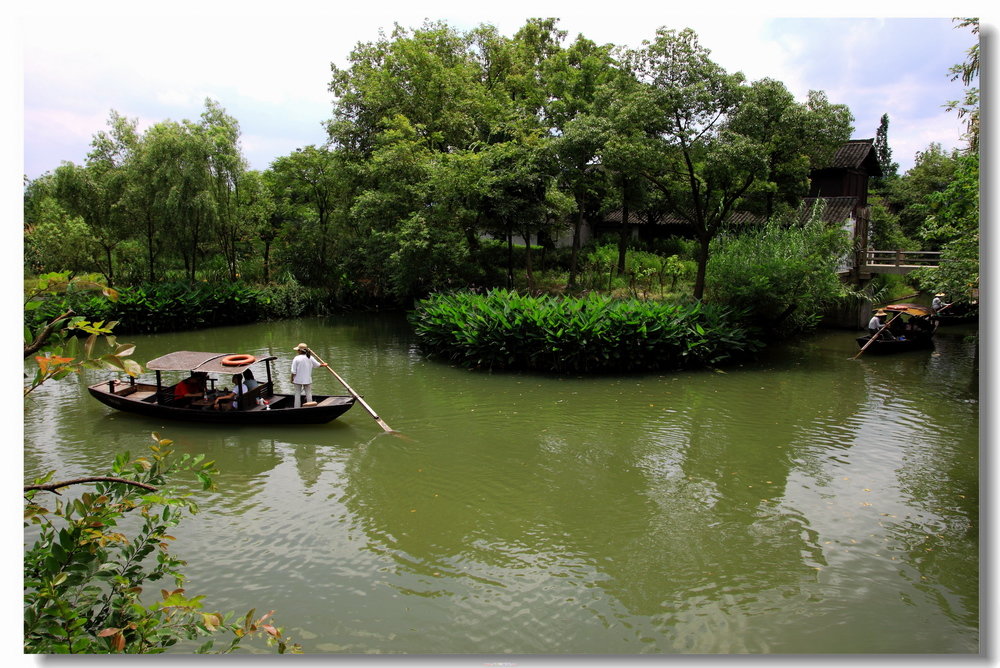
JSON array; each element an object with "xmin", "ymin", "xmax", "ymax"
[{"xmin": 23, "ymin": 19, "xmax": 979, "ymax": 339}]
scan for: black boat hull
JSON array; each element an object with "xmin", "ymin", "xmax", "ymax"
[
  {"xmin": 88, "ymin": 383, "xmax": 355, "ymax": 425},
  {"xmin": 855, "ymin": 335, "xmax": 934, "ymax": 355}
]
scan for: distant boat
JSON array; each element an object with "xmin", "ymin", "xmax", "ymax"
[
  {"xmin": 934, "ymin": 302, "xmax": 979, "ymax": 326},
  {"xmin": 856, "ymin": 304, "xmax": 937, "ymax": 355},
  {"xmin": 88, "ymin": 351, "xmax": 354, "ymax": 424}
]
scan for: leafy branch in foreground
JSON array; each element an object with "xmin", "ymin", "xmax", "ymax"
[
  {"xmin": 24, "ymin": 433, "xmax": 301, "ymax": 654},
  {"xmin": 24, "ymin": 271, "xmax": 141, "ymax": 396}
]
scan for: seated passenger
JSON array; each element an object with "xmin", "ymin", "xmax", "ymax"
[
  {"xmin": 173, "ymin": 372, "xmax": 207, "ymax": 406},
  {"xmin": 212, "ymin": 373, "xmax": 249, "ymax": 411},
  {"xmin": 243, "ymin": 368, "xmax": 260, "ymax": 390}
]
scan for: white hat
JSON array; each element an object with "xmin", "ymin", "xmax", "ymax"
[{"xmin": 294, "ymin": 342, "xmax": 309, "ymax": 351}]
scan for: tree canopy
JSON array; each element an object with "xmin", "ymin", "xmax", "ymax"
[{"xmin": 26, "ymin": 19, "xmax": 866, "ymax": 307}]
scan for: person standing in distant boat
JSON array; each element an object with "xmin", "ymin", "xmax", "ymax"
[
  {"xmin": 291, "ymin": 343, "xmax": 327, "ymax": 408},
  {"xmin": 932, "ymin": 293, "xmax": 950, "ymax": 314}
]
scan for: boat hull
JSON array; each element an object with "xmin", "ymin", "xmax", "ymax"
[
  {"xmin": 88, "ymin": 382, "xmax": 355, "ymax": 425},
  {"xmin": 855, "ymin": 335, "xmax": 934, "ymax": 355}
]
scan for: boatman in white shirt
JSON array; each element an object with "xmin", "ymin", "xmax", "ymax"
[
  {"xmin": 867, "ymin": 310, "xmax": 891, "ymax": 339},
  {"xmin": 290, "ymin": 343, "xmax": 328, "ymax": 408}
]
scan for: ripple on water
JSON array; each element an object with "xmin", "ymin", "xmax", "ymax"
[{"xmin": 22, "ymin": 319, "xmax": 980, "ymax": 654}]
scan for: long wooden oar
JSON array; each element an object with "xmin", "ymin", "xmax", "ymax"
[
  {"xmin": 306, "ymin": 348, "xmax": 397, "ymax": 434},
  {"xmin": 852, "ymin": 312, "xmax": 902, "ymax": 360}
]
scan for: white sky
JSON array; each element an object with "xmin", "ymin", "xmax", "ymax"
[{"xmin": 8, "ymin": 1, "xmax": 990, "ymax": 181}]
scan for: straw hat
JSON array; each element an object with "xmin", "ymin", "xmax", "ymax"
[
  {"xmin": 294, "ymin": 342, "xmax": 309, "ymax": 351},
  {"xmin": 874, "ymin": 310, "xmax": 887, "ymax": 316},
  {"xmin": 935, "ymin": 293, "xmax": 946, "ymax": 297}
]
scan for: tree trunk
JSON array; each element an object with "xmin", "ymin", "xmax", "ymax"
[
  {"xmin": 464, "ymin": 220, "xmax": 481, "ymax": 253},
  {"xmin": 506, "ymin": 224, "xmax": 514, "ymax": 290},
  {"xmin": 568, "ymin": 204, "xmax": 583, "ymax": 290},
  {"xmin": 617, "ymin": 197, "xmax": 629, "ymax": 275},
  {"xmin": 104, "ymin": 245, "xmax": 115, "ymax": 286},
  {"xmin": 146, "ymin": 213, "xmax": 156, "ymax": 283},
  {"xmin": 693, "ymin": 234, "xmax": 710, "ymax": 301},
  {"xmin": 522, "ymin": 229, "xmax": 535, "ymax": 290},
  {"xmin": 263, "ymin": 240, "xmax": 272, "ymax": 284}
]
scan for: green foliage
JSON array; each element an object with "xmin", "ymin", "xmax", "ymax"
[
  {"xmin": 885, "ymin": 143, "xmax": 960, "ymax": 241},
  {"xmin": 24, "ymin": 20, "xmax": 859, "ymax": 307},
  {"xmin": 867, "ymin": 200, "xmax": 915, "ymax": 251},
  {"xmin": 945, "ymin": 18, "xmax": 979, "ymax": 153},
  {"xmin": 409, "ymin": 288, "xmax": 760, "ymax": 373},
  {"xmin": 705, "ymin": 215, "xmax": 853, "ymax": 333},
  {"xmin": 24, "ymin": 272, "xmax": 141, "ymax": 396},
  {"xmin": 62, "ymin": 282, "xmax": 264, "ymax": 335},
  {"xmin": 23, "ymin": 198, "xmax": 99, "ymax": 275},
  {"xmin": 577, "ymin": 244, "xmax": 696, "ymax": 297},
  {"xmin": 613, "ymin": 28, "xmax": 852, "ymax": 299},
  {"xmin": 254, "ymin": 274, "xmax": 316, "ymax": 320},
  {"xmin": 911, "ymin": 153, "xmax": 979, "ymax": 302},
  {"xmin": 24, "ymin": 435, "xmax": 300, "ymax": 654}
]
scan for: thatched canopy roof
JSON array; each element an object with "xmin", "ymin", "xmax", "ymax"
[{"xmin": 145, "ymin": 351, "xmax": 277, "ymax": 373}]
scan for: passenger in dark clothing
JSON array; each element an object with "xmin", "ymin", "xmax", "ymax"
[{"xmin": 243, "ymin": 369, "xmax": 260, "ymax": 390}]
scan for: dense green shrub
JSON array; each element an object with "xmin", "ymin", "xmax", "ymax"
[
  {"xmin": 705, "ymin": 217, "xmax": 853, "ymax": 332},
  {"xmin": 29, "ymin": 283, "xmax": 265, "ymax": 335},
  {"xmin": 578, "ymin": 244, "xmax": 696, "ymax": 296},
  {"xmin": 409, "ymin": 288, "xmax": 761, "ymax": 373}
]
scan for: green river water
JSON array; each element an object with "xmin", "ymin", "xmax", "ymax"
[{"xmin": 23, "ymin": 313, "xmax": 980, "ymax": 655}]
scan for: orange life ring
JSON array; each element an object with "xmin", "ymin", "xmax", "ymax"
[{"xmin": 221, "ymin": 354, "xmax": 255, "ymax": 366}]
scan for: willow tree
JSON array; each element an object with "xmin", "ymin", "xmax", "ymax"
[
  {"xmin": 200, "ymin": 99, "xmax": 248, "ymax": 282},
  {"xmin": 268, "ymin": 145, "xmax": 354, "ymax": 286},
  {"xmin": 51, "ymin": 111, "xmax": 138, "ymax": 284}
]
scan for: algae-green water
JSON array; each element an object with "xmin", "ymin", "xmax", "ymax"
[{"xmin": 23, "ymin": 314, "xmax": 979, "ymax": 654}]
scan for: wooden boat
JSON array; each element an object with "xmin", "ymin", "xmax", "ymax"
[
  {"xmin": 856, "ymin": 304, "xmax": 937, "ymax": 355},
  {"xmin": 854, "ymin": 333, "xmax": 935, "ymax": 355},
  {"xmin": 934, "ymin": 303, "xmax": 979, "ymax": 326},
  {"xmin": 88, "ymin": 351, "xmax": 355, "ymax": 424}
]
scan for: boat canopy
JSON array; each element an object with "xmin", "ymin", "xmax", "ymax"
[
  {"xmin": 882, "ymin": 304, "xmax": 934, "ymax": 317},
  {"xmin": 145, "ymin": 351, "xmax": 277, "ymax": 374}
]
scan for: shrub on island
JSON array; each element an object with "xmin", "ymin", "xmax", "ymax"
[{"xmin": 409, "ymin": 289, "xmax": 761, "ymax": 373}]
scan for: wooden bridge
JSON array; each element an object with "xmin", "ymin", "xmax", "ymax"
[{"xmin": 859, "ymin": 250, "xmax": 942, "ymax": 274}]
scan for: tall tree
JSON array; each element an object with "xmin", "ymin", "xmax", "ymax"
[
  {"xmin": 872, "ymin": 113, "xmax": 900, "ymax": 190},
  {"xmin": 885, "ymin": 143, "xmax": 959, "ymax": 242},
  {"xmin": 200, "ymin": 99, "xmax": 248, "ymax": 281},
  {"xmin": 617, "ymin": 28, "xmax": 853, "ymax": 299},
  {"xmin": 916, "ymin": 153, "xmax": 978, "ymax": 301},
  {"xmin": 542, "ymin": 35, "xmax": 618, "ymax": 287},
  {"xmin": 618, "ymin": 28, "xmax": 756, "ymax": 300},
  {"xmin": 51, "ymin": 111, "xmax": 138, "ymax": 284},
  {"xmin": 328, "ymin": 20, "xmax": 486, "ymax": 155},
  {"xmin": 945, "ymin": 18, "xmax": 979, "ymax": 153},
  {"xmin": 269, "ymin": 145, "xmax": 351, "ymax": 285},
  {"xmin": 725, "ymin": 82, "xmax": 853, "ymax": 220},
  {"xmin": 23, "ymin": 174, "xmax": 97, "ymax": 275}
]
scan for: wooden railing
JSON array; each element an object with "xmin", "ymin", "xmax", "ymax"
[{"xmin": 862, "ymin": 250, "xmax": 942, "ymax": 273}]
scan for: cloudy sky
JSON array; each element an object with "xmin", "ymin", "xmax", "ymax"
[{"xmin": 9, "ymin": 2, "xmax": 987, "ymax": 182}]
